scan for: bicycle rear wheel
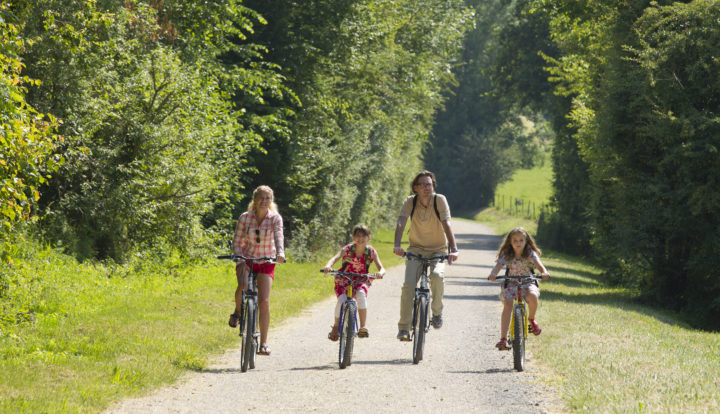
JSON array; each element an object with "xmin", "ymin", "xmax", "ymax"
[
  {"xmin": 338, "ymin": 302, "xmax": 356, "ymax": 369},
  {"xmin": 241, "ymin": 298, "xmax": 257, "ymax": 372},
  {"xmin": 512, "ymin": 305, "xmax": 525, "ymax": 372},
  {"xmin": 412, "ymin": 294, "xmax": 428, "ymax": 364}
]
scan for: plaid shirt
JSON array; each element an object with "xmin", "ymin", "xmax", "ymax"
[{"xmin": 232, "ymin": 210, "xmax": 285, "ymax": 259}]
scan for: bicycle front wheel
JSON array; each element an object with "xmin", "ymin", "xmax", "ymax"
[
  {"xmin": 512, "ymin": 305, "xmax": 525, "ymax": 372},
  {"xmin": 412, "ymin": 294, "xmax": 428, "ymax": 364},
  {"xmin": 338, "ymin": 302, "xmax": 356, "ymax": 369},
  {"xmin": 241, "ymin": 298, "xmax": 257, "ymax": 372}
]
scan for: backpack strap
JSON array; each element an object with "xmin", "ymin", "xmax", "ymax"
[
  {"xmin": 363, "ymin": 246, "xmax": 373, "ymax": 273},
  {"xmin": 410, "ymin": 194, "xmax": 440, "ymax": 220},
  {"xmin": 339, "ymin": 244, "xmax": 354, "ymax": 271}
]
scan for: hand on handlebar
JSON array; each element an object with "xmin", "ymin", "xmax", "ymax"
[
  {"xmin": 541, "ymin": 272, "xmax": 550, "ymax": 280},
  {"xmin": 322, "ymin": 265, "xmax": 332, "ymax": 273},
  {"xmin": 393, "ymin": 247, "xmax": 405, "ymax": 257},
  {"xmin": 488, "ymin": 274, "xmax": 497, "ymax": 281}
]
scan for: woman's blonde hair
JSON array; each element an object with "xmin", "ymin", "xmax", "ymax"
[
  {"xmin": 497, "ymin": 227, "xmax": 542, "ymax": 259},
  {"xmin": 247, "ymin": 185, "xmax": 278, "ymax": 212}
]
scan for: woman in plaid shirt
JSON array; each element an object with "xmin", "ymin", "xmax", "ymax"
[{"xmin": 229, "ymin": 185, "xmax": 285, "ymax": 356}]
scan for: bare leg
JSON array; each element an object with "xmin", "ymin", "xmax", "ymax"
[
  {"xmin": 358, "ymin": 308, "xmax": 367, "ymax": 328},
  {"xmin": 526, "ymin": 292, "xmax": 539, "ymax": 320},
  {"xmin": 234, "ymin": 264, "xmax": 249, "ymax": 314},
  {"xmin": 500, "ymin": 298, "xmax": 513, "ymax": 338},
  {"xmin": 257, "ymin": 273, "xmax": 273, "ymax": 346}
]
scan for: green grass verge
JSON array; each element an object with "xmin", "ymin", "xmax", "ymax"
[
  {"xmin": 495, "ymin": 161, "xmax": 553, "ymax": 206},
  {"xmin": 0, "ymin": 230, "xmax": 401, "ymax": 413},
  {"xmin": 471, "ymin": 209, "xmax": 720, "ymax": 412}
]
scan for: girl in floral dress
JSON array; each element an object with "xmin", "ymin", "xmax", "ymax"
[{"xmin": 488, "ymin": 227, "xmax": 550, "ymax": 350}]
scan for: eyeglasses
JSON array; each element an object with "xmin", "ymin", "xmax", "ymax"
[{"xmin": 255, "ymin": 229, "xmax": 261, "ymax": 243}]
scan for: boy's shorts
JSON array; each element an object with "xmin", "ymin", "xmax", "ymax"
[{"xmin": 501, "ymin": 281, "xmax": 540, "ymax": 300}]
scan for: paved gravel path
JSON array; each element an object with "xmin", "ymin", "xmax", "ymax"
[{"xmin": 108, "ymin": 220, "xmax": 561, "ymax": 413}]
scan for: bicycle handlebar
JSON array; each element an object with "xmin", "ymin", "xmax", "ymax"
[
  {"xmin": 319, "ymin": 270, "xmax": 380, "ymax": 280},
  {"xmin": 492, "ymin": 275, "xmax": 542, "ymax": 281},
  {"xmin": 217, "ymin": 254, "xmax": 277, "ymax": 264},
  {"xmin": 403, "ymin": 252, "xmax": 450, "ymax": 263}
]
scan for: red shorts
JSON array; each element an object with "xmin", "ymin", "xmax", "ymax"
[{"xmin": 237, "ymin": 262, "xmax": 276, "ymax": 279}]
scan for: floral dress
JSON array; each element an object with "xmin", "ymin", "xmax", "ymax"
[
  {"xmin": 334, "ymin": 243, "xmax": 376, "ymax": 297},
  {"xmin": 496, "ymin": 251, "xmax": 541, "ymax": 299}
]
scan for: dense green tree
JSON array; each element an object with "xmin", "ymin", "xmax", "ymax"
[
  {"xmin": 12, "ymin": 0, "xmax": 288, "ymax": 260},
  {"xmin": 241, "ymin": 0, "xmax": 473, "ymax": 257},
  {"xmin": 0, "ymin": 4, "xmax": 60, "ymax": 235}
]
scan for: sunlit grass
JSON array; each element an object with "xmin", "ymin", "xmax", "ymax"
[
  {"xmin": 530, "ymin": 252, "xmax": 720, "ymax": 413},
  {"xmin": 495, "ymin": 161, "xmax": 553, "ymax": 206},
  {"xmin": 0, "ymin": 229, "xmax": 404, "ymax": 414}
]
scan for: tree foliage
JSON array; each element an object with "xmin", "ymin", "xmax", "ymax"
[
  {"xmin": 240, "ymin": 0, "xmax": 473, "ymax": 257},
  {"xmin": 427, "ymin": 0, "xmax": 553, "ymax": 213},
  {"xmin": 0, "ymin": 3, "xmax": 60, "ymax": 234},
  {"xmin": 11, "ymin": 0, "xmax": 289, "ymax": 259},
  {"xmin": 492, "ymin": 0, "xmax": 720, "ymax": 329}
]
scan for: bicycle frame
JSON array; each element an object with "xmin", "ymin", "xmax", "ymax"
[
  {"xmin": 323, "ymin": 270, "xmax": 376, "ymax": 369},
  {"xmin": 495, "ymin": 275, "xmax": 540, "ymax": 372},
  {"xmin": 218, "ymin": 254, "xmax": 275, "ymax": 372},
  {"xmin": 403, "ymin": 252, "xmax": 448, "ymax": 364}
]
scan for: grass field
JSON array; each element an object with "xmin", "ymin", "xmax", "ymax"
[{"xmin": 492, "ymin": 160, "xmax": 554, "ymax": 220}]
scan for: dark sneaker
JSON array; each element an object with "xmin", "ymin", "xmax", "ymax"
[
  {"xmin": 397, "ymin": 330, "xmax": 411, "ymax": 342},
  {"xmin": 430, "ymin": 315, "xmax": 443, "ymax": 329}
]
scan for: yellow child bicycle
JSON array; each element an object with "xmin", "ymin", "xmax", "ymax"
[{"xmin": 492, "ymin": 274, "xmax": 541, "ymax": 372}]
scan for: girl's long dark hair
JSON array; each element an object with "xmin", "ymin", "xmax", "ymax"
[{"xmin": 497, "ymin": 227, "xmax": 542, "ymax": 260}]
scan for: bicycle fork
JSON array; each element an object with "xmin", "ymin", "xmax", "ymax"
[
  {"xmin": 412, "ymin": 288, "xmax": 430, "ymax": 335},
  {"xmin": 239, "ymin": 289, "xmax": 258, "ymax": 337},
  {"xmin": 338, "ymin": 285, "xmax": 358, "ymax": 337}
]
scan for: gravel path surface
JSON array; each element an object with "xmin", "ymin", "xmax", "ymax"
[{"xmin": 107, "ymin": 220, "xmax": 561, "ymax": 413}]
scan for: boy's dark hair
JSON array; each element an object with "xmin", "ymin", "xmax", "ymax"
[{"xmin": 352, "ymin": 224, "xmax": 371, "ymax": 237}]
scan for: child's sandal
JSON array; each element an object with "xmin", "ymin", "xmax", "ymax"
[
  {"xmin": 358, "ymin": 328, "xmax": 369, "ymax": 338},
  {"xmin": 328, "ymin": 326, "xmax": 339, "ymax": 342},
  {"xmin": 495, "ymin": 338, "xmax": 509, "ymax": 350},
  {"xmin": 529, "ymin": 319, "xmax": 542, "ymax": 336}
]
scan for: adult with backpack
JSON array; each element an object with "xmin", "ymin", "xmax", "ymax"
[{"xmin": 393, "ymin": 171, "xmax": 459, "ymax": 342}]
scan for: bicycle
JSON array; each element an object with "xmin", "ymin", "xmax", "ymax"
[
  {"xmin": 218, "ymin": 254, "xmax": 276, "ymax": 372},
  {"xmin": 403, "ymin": 252, "xmax": 449, "ymax": 364},
  {"xmin": 491, "ymin": 274, "xmax": 541, "ymax": 372},
  {"xmin": 321, "ymin": 269, "xmax": 379, "ymax": 369}
]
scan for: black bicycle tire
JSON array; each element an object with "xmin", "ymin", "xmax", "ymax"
[
  {"xmin": 413, "ymin": 294, "xmax": 428, "ymax": 364},
  {"xmin": 248, "ymin": 299, "xmax": 257, "ymax": 370},
  {"xmin": 512, "ymin": 305, "xmax": 525, "ymax": 371},
  {"xmin": 339, "ymin": 302, "xmax": 356, "ymax": 369},
  {"xmin": 241, "ymin": 298, "xmax": 256, "ymax": 372}
]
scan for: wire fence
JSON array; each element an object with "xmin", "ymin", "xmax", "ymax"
[{"xmin": 492, "ymin": 194, "xmax": 555, "ymax": 221}]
